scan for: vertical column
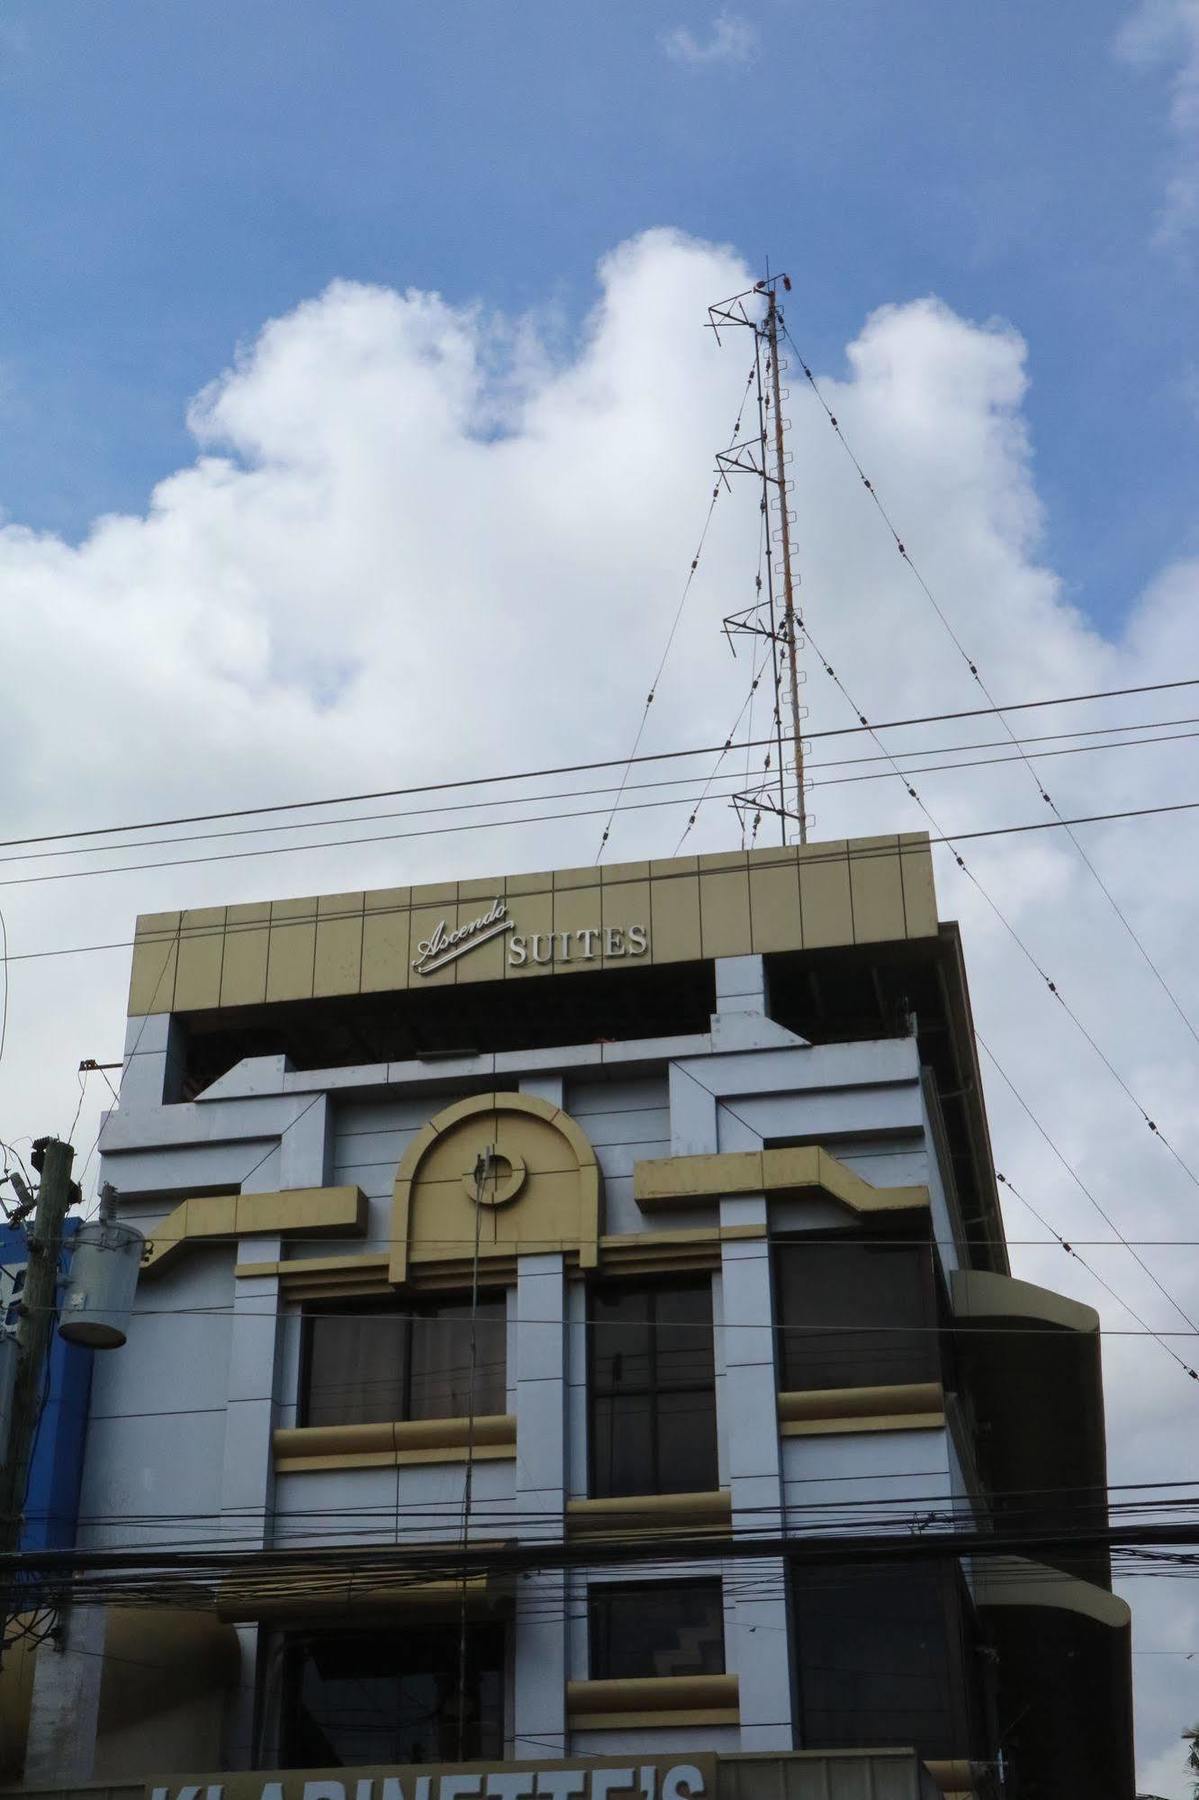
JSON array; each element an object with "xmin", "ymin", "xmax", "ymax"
[
  {"xmin": 511, "ymin": 1252, "xmax": 567, "ymax": 1756},
  {"xmin": 217, "ymin": 1094, "xmax": 330, "ymax": 1759},
  {"xmin": 714, "ymin": 954, "xmax": 767, "ymax": 1017},
  {"xmin": 23, "ymin": 1603, "xmax": 106, "ymax": 1784},
  {"xmin": 718, "ymin": 1198, "xmax": 794, "ymax": 1752}
]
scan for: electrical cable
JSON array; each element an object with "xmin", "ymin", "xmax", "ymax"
[
  {"xmin": 2, "ymin": 677, "xmax": 1195, "ymax": 857},
  {"xmin": 596, "ymin": 363, "xmax": 757, "ymax": 861},
  {"xmin": 785, "ymin": 322, "xmax": 1199, "ymax": 1072},
  {"xmin": 759, "ymin": 616, "xmax": 1199, "ymax": 1335}
]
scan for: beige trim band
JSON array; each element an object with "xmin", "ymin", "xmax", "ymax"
[
  {"xmin": 217, "ymin": 1569, "xmax": 509, "ymax": 1625},
  {"xmin": 273, "ymin": 1413, "xmax": 516, "ymax": 1473},
  {"xmin": 634, "ymin": 1145, "xmax": 928, "ymax": 1215},
  {"xmin": 567, "ymin": 1489, "xmax": 731, "ymax": 1539},
  {"xmin": 971, "ymin": 1556, "xmax": 1131, "ymax": 1629},
  {"xmin": 142, "ymin": 1185, "xmax": 368, "ymax": 1278},
  {"xmin": 779, "ymin": 1382, "xmax": 945, "ymax": 1437},
  {"xmin": 566, "ymin": 1673, "xmax": 739, "ymax": 1731}
]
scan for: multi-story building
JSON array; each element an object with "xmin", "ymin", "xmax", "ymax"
[{"xmin": 9, "ymin": 834, "xmax": 1133, "ymax": 1800}]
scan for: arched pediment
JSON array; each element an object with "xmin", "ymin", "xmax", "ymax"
[{"xmin": 389, "ymin": 1092, "xmax": 601, "ymax": 1283}]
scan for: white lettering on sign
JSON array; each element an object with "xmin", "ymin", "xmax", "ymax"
[
  {"xmin": 148, "ymin": 1763, "xmax": 707, "ymax": 1800},
  {"xmin": 507, "ymin": 921, "xmax": 647, "ymax": 969},
  {"xmin": 412, "ymin": 896, "xmax": 514, "ymax": 976},
  {"xmin": 412, "ymin": 897, "xmax": 649, "ymax": 978}
]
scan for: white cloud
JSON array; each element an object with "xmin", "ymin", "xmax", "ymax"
[
  {"xmin": 1116, "ymin": 0, "xmax": 1199, "ymax": 238},
  {"xmin": 661, "ymin": 9, "xmax": 758, "ymax": 67},
  {"xmin": 1, "ymin": 229, "xmax": 1198, "ymax": 1786}
]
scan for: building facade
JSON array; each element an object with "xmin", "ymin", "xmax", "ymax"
[{"xmin": 10, "ymin": 836, "xmax": 1133, "ymax": 1799}]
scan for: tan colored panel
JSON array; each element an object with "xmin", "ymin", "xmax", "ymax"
[
  {"xmin": 849, "ymin": 835, "xmax": 906, "ymax": 943},
  {"xmin": 797, "ymin": 839, "xmax": 852, "ymax": 947},
  {"xmin": 553, "ymin": 883, "xmax": 604, "ymax": 974},
  {"xmin": 410, "ymin": 879, "xmax": 458, "ymax": 907},
  {"xmin": 778, "ymin": 1382, "xmax": 943, "ymax": 1423},
  {"xmin": 361, "ymin": 895, "xmax": 411, "ymax": 994},
  {"xmin": 651, "ymin": 854, "xmax": 698, "ymax": 878},
  {"xmin": 601, "ymin": 859, "xmax": 650, "ymax": 884},
  {"xmin": 698, "ymin": 850, "xmax": 750, "ymax": 871},
  {"xmin": 313, "ymin": 912, "xmax": 364, "ymax": 997},
  {"xmin": 220, "ymin": 903, "xmax": 270, "ymax": 1008},
  {"xmin": 317, "ymin": 890, "xmax": 365, "ymax": 918},
  {"xmin": 128, "ymin": 927, "xmax": 180, "ymax": 1017},
  {"xmin": 602, "ymin": 879, "xmax": 651, "ymax": 968},
  {"xmin": 749, "ymin": 858, "xmax": 802, "ymax": 954},
  {"xmin": 457, "ymin": 876, "xmax": 500, "ymax": 902},
  {"xmin": 143, "ymin": 1187, "xmax": 366, "ymax": 1276},
  {"xmin": 554, "ymin": 864, "xmax": 599, "ymax": 892},
  {"xmin": 172, "ymin": 908, "xmax": 226, "ymax": 1011},
  {"xmin": 505, "ymin": 888, "xmax": 553, "ymax": 979},
  {"xmin": 651, "ymin": 871, "xmax": 702, "ymax": 965},
  {"xmin": 781, "ymin": 1412, "xmax": 945, "ymax": 1437},
  {"xmin": 236, "ymin": 1185, "xmax": 366, "ymax": 1235},
  {"xmin": 364, "ymin": 884, "xmax": 411, "ymax": 911},
  {"xmin": 265, "ymin": 918, "xmax": 316, "ymax": 1003},
  {"xmin": 699, "ymin": 866, "xmax": 753, "ymax": 958},
  {"xmin": 505, "ymin": 868, "xmax": 553, "ymax": 896},
  {"xmin": 566, "ymin": 1675, "xmax": 738, "ymax": 1716},
  {"xmin": 900, "ymin": 835, "xmax": 938, "ymax": 937},
  {"xmin": 270, "ymin": 894, "xmax": 316, "ymax": 922}
]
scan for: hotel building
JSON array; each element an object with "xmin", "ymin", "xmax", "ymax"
[{"xmin": 9, "ymin": 834, "xmax": 1133, "ymax": 1800}]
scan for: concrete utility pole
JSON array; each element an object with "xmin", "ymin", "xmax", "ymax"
[{"xmin": 0, "ymin": 1138, "xmax": 75, "ymax": 1556}]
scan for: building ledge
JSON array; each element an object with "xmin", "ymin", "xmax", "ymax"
[
  {"xmin": 272, "ymin": 1413, "xmax": 516, "ymax": 1472},
  {"xmin": 566, "ymin": 1489, "xmax": 732, "ymax": 1539},
  {"xmin": 779, "ymin": 1383, "xmax": 944, "ymax": 1436},
  {"xmin": 634, "ymin": 1144, "xmax": 929, "ymax": 1215},
  {"xmin": 924, "ymin": 1762, "xmax": 976, "ymax": 1796},
  {"xmin": 566, "ymin": 1673, "xmax": 739, "ymax": 1730}
]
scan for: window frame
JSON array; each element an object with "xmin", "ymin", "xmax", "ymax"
[
  {"xmin": 773, "ymin": 1228, "xmax": 942, "ymax": 1395},
  {"xmin": 588, "ymin": 1578, "xmax": 726, "ymax": 1682},
  {"xmin": 586, "ymin": 1273, "xmax": 719, "ymax": 1499},
  {"xmin": 299, "ymin": 1289, "xmax": 508, "ymax": 1429},
  {"xmin": 791, "ymin": 1556, "xmax": 982, "ymax": 1761},
  {"xmin": 268, "ymin": 1618, "xmax": 507, "ymax": 1769}
]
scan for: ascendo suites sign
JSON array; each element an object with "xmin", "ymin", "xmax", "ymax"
[
  {"xmin": 149, "ymin": 1758, "xmax": 715, "ymax": 1800},
  {"xmin": 412, "ymin": 896, "xmax": 648, "ymax": 979}
]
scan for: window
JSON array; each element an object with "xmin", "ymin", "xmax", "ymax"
[
  {"xmin": 273, "ymin": 1622, "xmax": 504, "ymax": 1767},
  {"xmin": 301, "ymin": 1295, "xmax": 507, "ymax": 1427},
  {"xmin": 589, "ymin": 1277, "xmax": 717, "ymax": 1497},
  {"xmin": 590, "ymin": 1581, "xmax": 725, "ymax": 1681},
  {"xmin": 775, "ymin": 1235, "xmax": 939, "ymax": 1392},
  {"xmin": 793, "ymin": 1562, "xmax": 972, "ymax": 1760}
]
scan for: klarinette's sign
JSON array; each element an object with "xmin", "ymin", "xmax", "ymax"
[
  {"xmin": 149, "ymin": 1758, "xmax": 714, "ymax": 1800},
  {"xmin": 411, "ymin": 896, "xmax": 648, "ymax": 978}
]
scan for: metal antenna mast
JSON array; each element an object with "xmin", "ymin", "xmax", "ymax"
[{"xmin": 708, "ymin": 272, "xmax": 809, "ymax": 843}]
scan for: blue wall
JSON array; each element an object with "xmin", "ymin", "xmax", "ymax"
[{"xmin": 1, "ymin": 1220, "xmax": 94, "ymax": 1551}]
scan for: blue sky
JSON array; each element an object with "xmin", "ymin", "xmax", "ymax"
[
  {"xmin": 4, "ymin": 10, "xmax": 1199, "ymax": 1789},
  {"xmin": 0, "ymin": 0, "xmax": 1194, "ymax": 634}
]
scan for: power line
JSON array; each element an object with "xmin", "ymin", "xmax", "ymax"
[
  {"xmin": 786, "ymin": 320, "xmax": 1199, "ymax": 1070},
  {"xmin": 2, "ymin": 714, "xmax": 1195, "ymax": 878},
  {"xmin": 2, "ymin": 677, "xmax": 1196, "ymax": 858},
  {"xmin": 595, "ymin": 361, "xmax": 758, "ymax": 861}
]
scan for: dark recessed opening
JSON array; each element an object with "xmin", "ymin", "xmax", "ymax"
[{"xmin": 176, "ymin": 958, "xmax": 716, "ymax": 1098}]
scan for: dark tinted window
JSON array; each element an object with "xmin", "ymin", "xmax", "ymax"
[
  {"xmin": 793, "ymin": 1563, "xmax": 965, "ymax": 1759},
  {"xmin": 590, "ymin": 1581, "xmax": 725, "ymax": 1680},
  {"xmin": 776, "ymin": 1237, "xmax": 939, "ymax": 1391},
  {"xmin": 278, "ymin": 1623, "xmax": 504, "ymax": 1766},
  {"xmin": 589, "ymin": 1278, "xmax": 717, "ymax": 1497},
  {"xmin": 303, "ymin": 1296, "xmax": 506, "ymax": 1427}
]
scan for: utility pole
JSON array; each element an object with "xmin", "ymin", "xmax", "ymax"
[
  {"xmin": 763, "ymin": 285, "xmax": 808, "ymax": 843},
  {"xmin": 0, "ymin": 1138, "xmax": 75, "ymax": 1556}
]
